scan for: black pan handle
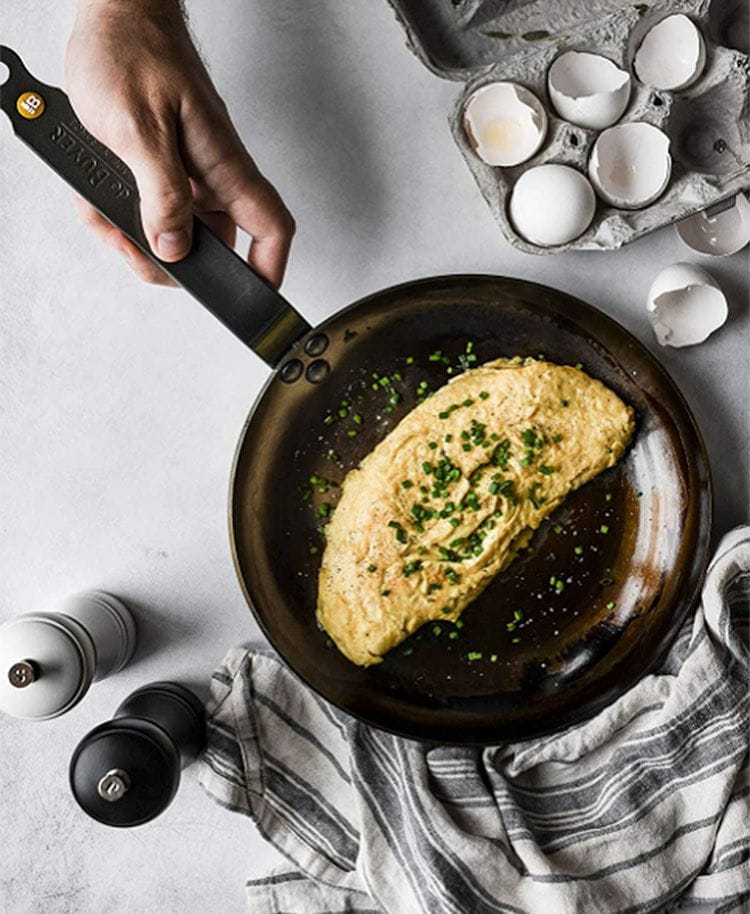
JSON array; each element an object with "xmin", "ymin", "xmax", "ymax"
[{"xmin": 0, "ymin": 45, "xmax": 311, "ymax": 367}]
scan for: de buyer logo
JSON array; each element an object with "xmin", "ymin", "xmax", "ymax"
[
  {"xmin": 48, "ymin": 121, "xmax": 131, "ymax": 198},
  {"xmin": 16, "ymin": 91, "xmax": 45, "ymax": 119}
]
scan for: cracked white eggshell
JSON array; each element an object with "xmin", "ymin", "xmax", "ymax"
[
  {"xmin": 509, "ymin": 164, "xmax": 596, "ymax": 247},
  {"xmin": 646, "ymin": 263, "xmax": 728, "ymax": 348},
  {"xmin": 548, "ymin": 52, "xmax": 631, "ymax": 130},
  {"xmin": 589, "ymin": 122, "xmax": 671, "ymax": 209},
  {"xmin": 676, "ymin": 193, "xmax": 750, "ymax": 256},
  {"xmin": 463, "ymin": 82, "xmax": 547, "ymax": 167},
  {"xmin": 634, "ymin": 14, "xmax": 706, "ymax": 91}
]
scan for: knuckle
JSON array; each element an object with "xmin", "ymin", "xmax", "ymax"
[
  {"xmin": 272, "ymin": 208, "xmax": 296, "ymax": 239},
  {"xmin": 147, "ymin": 183, "xmax": 192, "ymax": 220}
]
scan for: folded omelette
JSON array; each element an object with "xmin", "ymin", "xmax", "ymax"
[{"xmin": 317, "ymin": 358, "xmax": 634, "ymax": 666}]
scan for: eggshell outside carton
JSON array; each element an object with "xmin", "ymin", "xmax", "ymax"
[
  {"xmin": 646, "ymin": 262, "xmax": 728, "ymax": 347},
  {"xmin": 385, "ymin": 0, "xmax": 750, "ymax": 253}
]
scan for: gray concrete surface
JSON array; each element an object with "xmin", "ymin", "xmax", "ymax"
[{"xmin": 0, "ymin": 1, "xmax": 747, "ymax": 912}]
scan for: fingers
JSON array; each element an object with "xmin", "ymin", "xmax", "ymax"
[
  {"xmin": 226, "ymin": 173, "xmax": 296, "ymax": 289},
  {"xmin": 125, "ymin": 128, "xmax": 195, "ymax": 263},
  {"xmin": 182, "ymin": 110, "xmax": 295, "ymax": 288},
  {"xmin": 73, "ymin": 196, "xmax": 177, "ymax": 286}
]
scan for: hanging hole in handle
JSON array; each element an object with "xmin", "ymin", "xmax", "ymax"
[
  {"xmin": 0, "ymin": 62, "xmax": 10, "ymax": 86},
  {"xmin": 651, "ymin": 94, "xmax": 664, "ymax": 107},
  {"xmin": 568, "ymin": 132, "xmax": 580, "ymax": 148}
]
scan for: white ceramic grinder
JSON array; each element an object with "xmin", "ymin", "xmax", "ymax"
[{"xmin": 0, "ymin": 591, "xmax": 137, "ymax": 720}]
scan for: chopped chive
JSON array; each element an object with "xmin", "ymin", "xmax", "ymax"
[
  {"xmin": 428, "ymin": 441, "xmax": 438, "ymax": 450},
  {"xmin": 514, "ymin": 610, "xmax": 523, "ymax": 621},
  {"xmin": 560, "ymin": 399, "xmax": 569, "ymax": 408},
  {"xmin": 401, "ymin": 480, "xmax": 413, "ymax": 489},
  {"xmin": 552, "ymin": 433, "xmax": 563, "ymax": 443},
  {"xmin": 381, "ymin": 590, "xmax": 391, "ymax": 596},
  {"xmin": 467, "ymin": 651, "xmax": 482, "ymax": 661},
  {"xmin": 554, "ymin": 524, "xmax": 563, "ymax": 534},
  {"xmin": 309, "ymin": 546, "xmax": 319, "ymax": 555},
  {"xmin": 402, "ymin": 647, "xmax": 413, "ymax": 656},
  {"xmin": 605, "ymin": 492, "xmax": 613, "ymax": 502},
  {"xmin": 432, "ymin": 625, "xmax": 442, "ymax": 636},
  {"xmin": 574, "ymin": 545, "xmax": 583, "ymax": 556},
  {"xmin": 367, "ymin": 564, "xmax": 377, "ymax": 573},
  {"xmin": 347, "ymin": 430, "xmax": 358, "ymax": 438},
  {"xmin": 539, "ymin": 465, "xmax": 555, "ymax": 476},
  {"xmin": 405, "ymin": 356, "xmax": 414, "ymax": 365},
  {"xmin": 606, "ymin": 601, "xmax": 616, "ymax": 610},
  {"xmin": 479, "ymin": 391, "xmax": 489, "ymax": 400},
  {"xmin": 600, "ymin": 524, "xmax": 610, "ymax": 534},
  {"xmin": 353, "ymin": 413, "xmax": 363, "ymax": 425},
  {"xmin": 528, "ymin": 482, "xmax": 545, "ymax": 509},
  {"xmin": 512, "ymin": 637, "xmax": 521, "ymax": 644},
  {"xmin": 455, "ymin": 620, "xmax": 464, "ymax": 629},
  {"xmin": 490, "ymin": 654, "xmax": 498, "ymax": 662},
  {"xmin": 324, "ymin": 414, "xmax": 335, "ymax": 425},
  {"xmin": 388, "ymin": 520, "xmax": 407, "ymax": 543},
  {"xmin": 448, "ymin": 631, "xmax": 459, "ymax": 640}
]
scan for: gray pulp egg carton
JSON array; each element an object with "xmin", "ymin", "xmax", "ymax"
[{"xmin": 385, "ymin": 0, "xmax": 750, "ymax": 252}]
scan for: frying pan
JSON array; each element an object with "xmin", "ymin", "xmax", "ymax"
[{"xmin": 1, "ymin": 47, "xmax": 712, "ymax": 743}]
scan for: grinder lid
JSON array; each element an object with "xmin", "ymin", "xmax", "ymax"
[
  {"xmin": 0, "ymin": 614, "xmax": 91, "ymax": 720},
  {"xmin": 69, "ymin": 719, "xmax": 180, "ymax": 827}
]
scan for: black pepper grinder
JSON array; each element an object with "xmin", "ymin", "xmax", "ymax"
[{"xmin": 69, "ymin": 682, "xmax": 205, "ymax": 827}]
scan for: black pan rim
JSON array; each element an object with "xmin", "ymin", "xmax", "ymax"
[{"xmin": 227, "ymin": 273, "xmax": 713, "ymax": 745}]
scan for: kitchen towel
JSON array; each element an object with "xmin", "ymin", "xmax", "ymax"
[{"xmin": 199, "ymin": 527, "xmax": 749, "ymax": 914}]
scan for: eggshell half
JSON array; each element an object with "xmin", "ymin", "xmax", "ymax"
[
  {"xmin": 589, "ymin": 122, "xmax": 671, "ymax": 209},
  {"xmin": 634, "ymin": 14, "xmax": 706, "ymax": 91},
  {"xmin": 548, "ymin": 52, "xmax": 631, "ymax": 129},
  {"xmin": 463, "ymin": 82, "xmax": 547, "ymax": 167},
  {"xmin": 647, "ymin": 263, "xmax": 728, "ymax": 347},
  {"xmin": 509, "ymin": 164, "xmax": 596, "ymax": 247},
  {"xmin": 676, "ymin": 193, "xmax": 750, "ymax": 256}
]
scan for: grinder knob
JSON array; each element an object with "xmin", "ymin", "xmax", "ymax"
[{"xmin": 69, "ymin": 681, "xmax": 205, "ymax": 827}]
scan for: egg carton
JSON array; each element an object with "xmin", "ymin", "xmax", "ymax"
[{"xmin": 385, "ymin": 0, "xmax": 750, "ymax": 252}]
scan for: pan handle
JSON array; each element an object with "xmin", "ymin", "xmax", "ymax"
[{"xmin": 0, "ymin": 45, "xmax": 311, "ymax": 368}]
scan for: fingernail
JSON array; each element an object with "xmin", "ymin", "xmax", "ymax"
[{"xmin": 156, "ymin": 230, "xmax": 190, "ymax": 259}]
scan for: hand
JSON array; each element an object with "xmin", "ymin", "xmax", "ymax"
[{"xmin": 67, "ymin": 0, "xmax": 295, "ymax": 287}]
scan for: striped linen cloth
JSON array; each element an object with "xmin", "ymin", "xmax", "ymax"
[{"xmin": 199, "ymin": 527, "xmax": 749, "ymax": 914}]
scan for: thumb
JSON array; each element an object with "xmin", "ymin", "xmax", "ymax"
[{"xmin": 128, "ymin": 132, "xmax": 194, "ymax": 262}]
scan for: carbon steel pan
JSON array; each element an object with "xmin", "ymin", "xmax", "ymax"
[{"xmin": 231, "ymin": 275, "xmax": 711, "ymax": 744}]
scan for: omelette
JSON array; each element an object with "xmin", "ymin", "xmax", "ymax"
[{"xmin": 317, "ymin": 357, "xmax": 634, "ymax": 666}]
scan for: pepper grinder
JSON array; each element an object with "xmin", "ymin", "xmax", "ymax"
[
  {"xmin": 69, "ymin": 681, "xmax": 206, "ymax": 827},
  {"xmin": 0, "ymin": 591, "xmax": 137, "ymax": 720}
]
